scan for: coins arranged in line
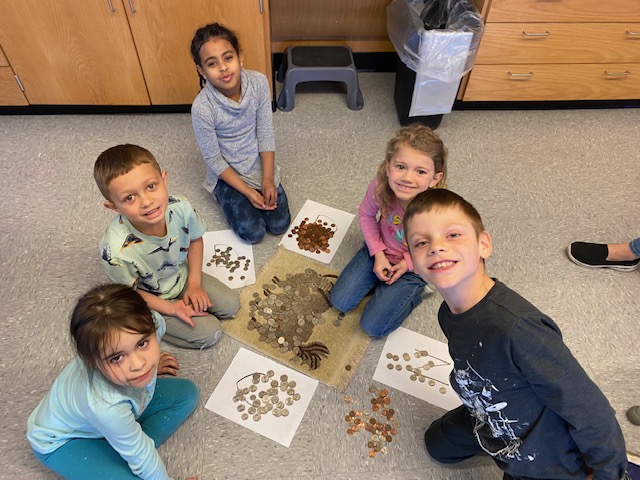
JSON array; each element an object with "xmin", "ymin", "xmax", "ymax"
[
  {"xmin": 343, "ymin": 386, "xmax": 399, "ymax": 458},
  {"xmin": 233, "ymin": 371, "xmax": 302, "ymax": 422},
  {"xmin": 206, "ymin": 244, "xmax": 251, "ymax": 281},
  {"xmin": 288, "ymin": 217, "xmax": 336, "ymax": 254},
  {"xmin": 385, "ymin": 349, "xmax": 450, "ymax": 393}
]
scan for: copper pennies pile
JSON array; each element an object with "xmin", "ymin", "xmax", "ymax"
[
  {"xmin": 288, "ymin": 218, "xmax": 335, "ymax": 254},
  {"xmin": 233, "ymin": 370, "xmax": 302, "ymax": 422},
  {"xmin": 206, "ymin": 245, "xmax": 251, "ymax": 281},
  {"xmin": 343, "ymin": 386, "xmax": 399, "ymax": 458}
]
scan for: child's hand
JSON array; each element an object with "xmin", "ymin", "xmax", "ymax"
[
  {"xmin": 173, "ymin": 301, "xmax": 209, "ymax": 327},
  {"xmin": 183, "ymin": 285, "xmax": 212, "ymax": 313},
  {"xmin": 246, "ymin": 189, "xmax": 276, "ymax": 211},
  {"xmin": 261, "ymin": 179, "xmax": 278, "ymax": 207},
  {"xmin": 373, "ymin": 252, "xmax": 394, "ymax": 282},
  {"xmin": 386, "ymin": 259, "xmax": 408, "ymax": 285},
  {"xmin": 157, "ymin": 351, "xmax": 180, "ymax": 376}
]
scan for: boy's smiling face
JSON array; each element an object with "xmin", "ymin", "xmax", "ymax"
[
  {"xmin": 407, "ymin": 205, "xmax": 493, "ymax": 312},
  {"xmin": 104, "ymin": 163, "xmax": 169, "ymax": 237}
]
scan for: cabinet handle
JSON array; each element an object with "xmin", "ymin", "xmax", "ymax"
[
  {"xmin": 127, "ymin": 0, "xmax": 136, "ymax": 13},
  {"xmin": 507, "ymin": 71, "xmax": 534, "ymax": 78},
  {"xmin": 626, "ymin": 30, "xmax": 640, "ymax": 36},
  {"xmin": 259, "ymin": 0, "xmax": 264, "ymax": 13},
  {"xmin": 14, "ymin": 74, "xmax": 25, "ymax": 92},
  {"xmin": 106, "ymin": 0, "xmax": 116, "ymax": 12},
  {"xmin": 604, "ymin": 70, "xmax": 630, "ymax": 77},
  {"xmin": 522, "ymin": 30, "xmax": 550, "ymax": 37}
]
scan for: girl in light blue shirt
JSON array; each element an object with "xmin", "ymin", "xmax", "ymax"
[{"xmin": 27, "ymin": 284, "xmax": 199, "ymax": 480}]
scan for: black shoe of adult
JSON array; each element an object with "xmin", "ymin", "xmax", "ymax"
[{"xmin": 567, "ymin": 242, "xmax": 640, "ymax": 272}]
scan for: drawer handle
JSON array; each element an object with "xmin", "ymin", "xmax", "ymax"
[
  {"xmin": 626, "ymin": 30, "xmax": 640, "ymax": 36},
  {"xmin": 604, "ymin": 70, "xmax": 631, "ymax": 77},
  {"xmin": 508, "ymin": 71, "xmax": 534, "ymax": 78},
  {"xmin": 522, "ymin": 30, "xmax": 550, "ymax": 37},
  {"xmin": 106, "ymin": 0, "xmax": 116, "ymax": 12}
]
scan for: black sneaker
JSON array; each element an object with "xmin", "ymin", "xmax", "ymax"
[{"xmin": 567, "ymin": 242, "xmax": 640, "ymax": 272}]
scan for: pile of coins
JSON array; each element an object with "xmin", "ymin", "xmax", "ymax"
[
  {"xmin": 206, "ymin": 245, "xmax": 251, "ymax": 281},
  {"xmin": 385, "ymin": 350, "xmax": 449, "ymax": 393},
  {"xmin": 233, "ymin": 370, "xmax": 302, "ymax": 422},
  {"xmin": 288, "ymin": 217, "xmax": 336, "ymax": 254},
  {"xmin": 344, "ymin": 386, "xmax": 400, "ymax": 458}
]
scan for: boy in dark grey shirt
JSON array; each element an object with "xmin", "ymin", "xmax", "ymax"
[{"xmin": 404, "ymin": 189, "xmax": 629, "ymax": 480}]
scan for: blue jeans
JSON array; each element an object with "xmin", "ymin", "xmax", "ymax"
[
  {"xmin": 630, "ymin": 237, "xmax": 640, "ymax": 257},
  {"xmin": 34, "ymin": 378, "xmax": 199, "ymax": 480},
  {"xmin": 330, "ymin": 243, "xmax": 426, "ymax": 337},
  {"xmin": 214, "ymin": 179, "xmax": 291, "ymax": 244}
]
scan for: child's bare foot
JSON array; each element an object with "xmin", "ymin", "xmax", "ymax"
[{"xmin": 157, "ymin": 351, "xmax": 180, "ymax": 376}]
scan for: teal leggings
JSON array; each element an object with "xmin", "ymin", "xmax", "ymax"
[{"xmin": 34, "ymin": 378, "xmax": 199, "ymax": 479}]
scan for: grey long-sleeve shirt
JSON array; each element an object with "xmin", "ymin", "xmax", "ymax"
[{"xmin": 191, "ymin": 69, "xmax": 279, "ymax": 193}]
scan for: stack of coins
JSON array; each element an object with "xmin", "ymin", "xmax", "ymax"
[
  {"xmin": 288, "ymin": 217, "xmax": 335, "ymax": 254},
  {"xmin": 233, "ymin": 370, "xmax": 302, "ymax": 422},
  {"xmin": 343, "ymin": 385, "xmax": 399, "ymax": 458}
]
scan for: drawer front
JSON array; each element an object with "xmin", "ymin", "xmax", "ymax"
[
  {"xmin": 0, "ymin": 67, "xmax": 28, "ymax": 105},
  {"xmin": 488, "ymin": 0, "xmax": 640, "ymax": 23},
  {"xmin": 464, "ymin": 63, "xmax": 640, "ymax": 101},
  {"xmin": 476, "ymin": 23, "xmax": 640, "ymax": 64}
]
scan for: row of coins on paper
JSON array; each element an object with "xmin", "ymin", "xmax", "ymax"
[
  {"xmin": 233, "ymin": 370, "xmax": 302, "ymax": 422},
  {"xmin": 344, "ymin": 386, "xmax": 400, "ymax": 458},
  {"xmin": 385, "ymin": 351, "xmax": 448, "ymax": 393},
  {"xmin": 289, "ymin": 218, "xmax": 335, "ymax": 254}
]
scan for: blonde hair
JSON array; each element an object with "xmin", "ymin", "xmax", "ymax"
[{"xmin": 375, "ymin": 124, "xmax": 448, "ymax": 215}]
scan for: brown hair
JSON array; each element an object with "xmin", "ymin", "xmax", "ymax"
[
  {"xmin": 70, "ymin": 284, "xmax": 156, "ymax": 373},
  {"xmin": 375, "ymin": 124, "xmax": 448, "ymax": 215},
  {"xmin": 93, "ymin": 144, "xmax": 161, "ymax": 201},
  {"xmin": 404, "ymin": 189, "xmax": 485, "ymax": 239}
]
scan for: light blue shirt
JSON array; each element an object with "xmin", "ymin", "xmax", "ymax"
[
  {"xmin": 99, "ymin": 195, "xmax": 206, "ymax": 300},
  {"xmin": 27, "ymin": 314, "xmax": 169, "ymax": 480}
]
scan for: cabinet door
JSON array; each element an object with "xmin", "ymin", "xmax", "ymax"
[
  {"xmin": 0, "ymin": 1, "xmax": 149, "ymax": 105},
  {"xmin": 124, "ymin": 0, "xmax": 271, "ymax": 105}
]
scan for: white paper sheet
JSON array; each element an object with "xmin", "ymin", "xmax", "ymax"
[
  {"xmin": 201, "ymin": 230, "xmax": 255, "ymax": 288},
  {"xmin": 205, "ymin": 348, "xmax": 319, "ymax": 447},
  {"xmin": 373, "ymin": 327, "xmax": 461, "ymax": 411},
  {"xmin": 279, "ymin": 199, "xmax": 354, "ymax": 264}
]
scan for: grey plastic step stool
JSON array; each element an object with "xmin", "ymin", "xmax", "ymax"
[{"xmin": 277, "ymin": 46, "xmax": 364, "ymax": 112}]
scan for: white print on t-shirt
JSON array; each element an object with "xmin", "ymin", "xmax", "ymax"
[{"xmin": 454, "ymin": 361, "xmax": 524, "ymax": 461}]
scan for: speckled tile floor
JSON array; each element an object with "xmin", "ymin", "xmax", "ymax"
[{"xmin": 1, "ymin": 73, "xmax": 638, "ymax": 479}]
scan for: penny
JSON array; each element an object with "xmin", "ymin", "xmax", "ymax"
[
  {"xmin": 439, "ymin": 387, "xmax": 447, "ymax": 394},
  {"xmin": 387, "ymin": 363, "xmax": 394, "ymax": 370}
]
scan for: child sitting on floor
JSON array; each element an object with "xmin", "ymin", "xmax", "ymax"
[{"xmin": 95, "ymin": 144, "xmax": 239, "ymax": 349}]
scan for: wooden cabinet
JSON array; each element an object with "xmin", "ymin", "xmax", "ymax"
[
  {"xmin": 464, "ymin": 0, "xmax": 640, "ymax": 101},
  {"xmin": 125, "ymin": 0, "xmax": 271, "ymax": 104},
  {"xmin": 0, "ymin": 47, "xmax": 27, "ymax": 106},
  {"xmin": 0, "ymin": 0, "xmax": 271, "ymax": 106},
  {"xmin": 0, "ymin": 1, "xmax": 149, "ymax": 105}
]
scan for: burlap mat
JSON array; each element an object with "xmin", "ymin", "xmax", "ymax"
[{"xmin": 222, "ymin": 247, "xmax": 370, "ymax": 392}]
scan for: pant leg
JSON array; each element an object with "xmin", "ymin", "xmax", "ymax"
[
  {"xmin": 359, "ymin": 271, "xmax": 426, "ymax": 337},
  {"xmin": 424, "ymin": 405, "xmax": 483, "ymax": 464},
  {"xmin": 162, "ymin": 313, "xmax": 222, "ymax": 350},
  {"xmin": 261, "ymin": 184, "xmax": 291, "ymax": 235},
  {"xmin": 214, "ymin": 179, "xmax": 267, "ymax": 244},
  {"xmin": 35, "ymin": 439, "xmax": 140, "ymax": 480},
  {"xmin": 630, "ymin": 237, "xmax": 640, "ymax": 257},
  {"xmin": 201, "ymin": 272, "xmax": 240, "ymax": 319},
  {"xmin": 34, "ymin": 378, "xmax": 198, "ymax": 480},
  {"xmin": 330, "ymin": 244, "xmax": 380, "ymax": 313},
  {"xmin": 137, "ymin": 378, "xmax": 199, "ymax": 447}
]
